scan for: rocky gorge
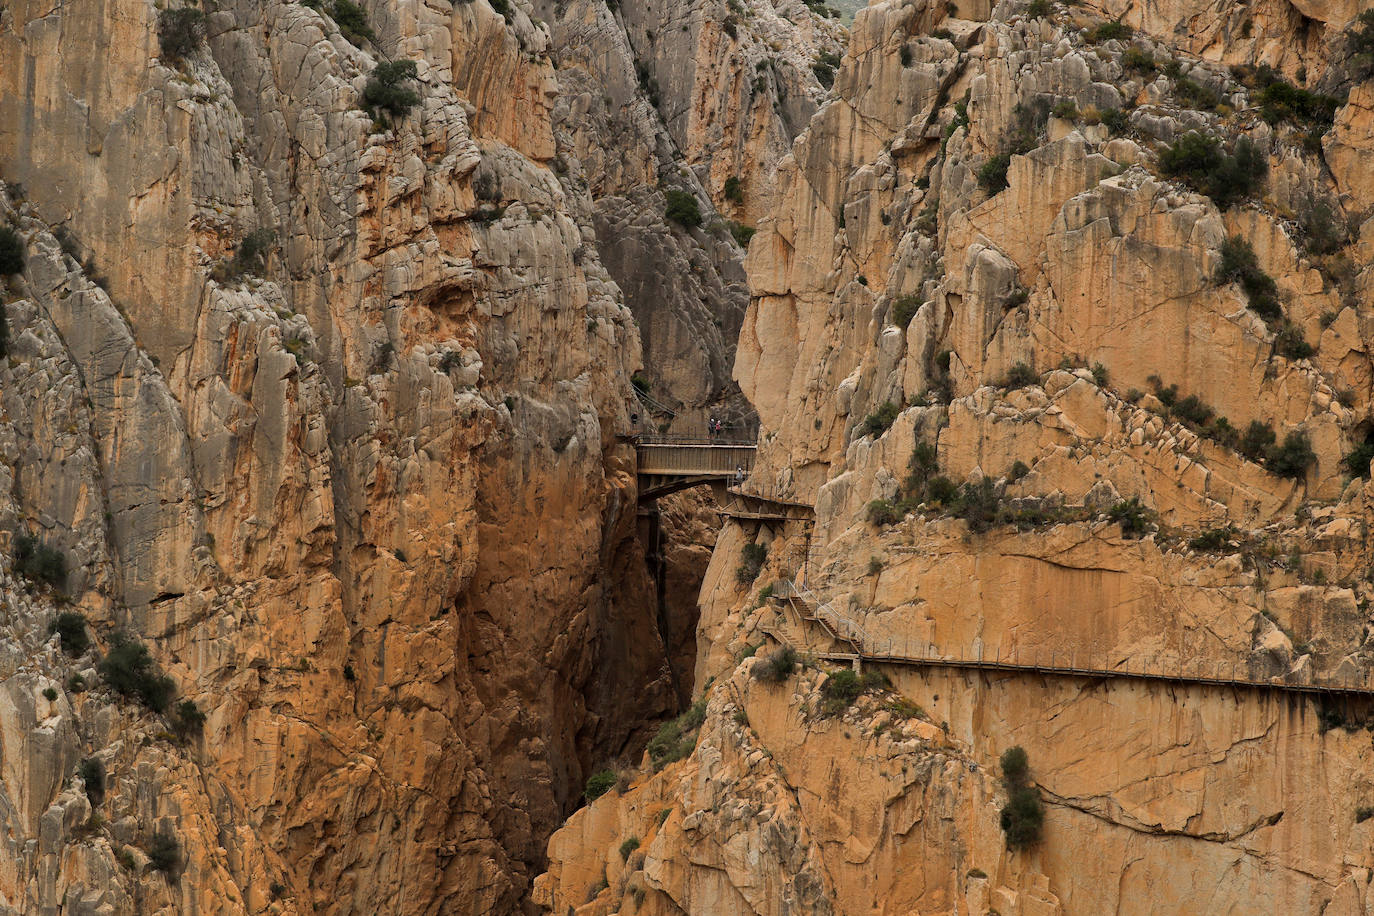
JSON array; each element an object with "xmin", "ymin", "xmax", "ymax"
[{"xmin": 0, "ymin": 0, "xmax": 1372, "ymax": 914}]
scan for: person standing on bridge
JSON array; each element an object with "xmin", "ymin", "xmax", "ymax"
[{"xmin": 734, "ymin": 465, "xmax": 745, "ymax": 486}]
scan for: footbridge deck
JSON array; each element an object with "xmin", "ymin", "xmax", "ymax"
[
  {"xmin": 768, "ymin": 580, "xmax": 1374, "ymax": 699},
  {"xmin": 635, "ymin": 437, "xmax": 757, "ymax": 500}
]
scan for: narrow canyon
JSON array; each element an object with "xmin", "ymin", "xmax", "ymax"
[{"xmin": 0, "ymin": 0, "xmax": 1372, "ymax": 914}]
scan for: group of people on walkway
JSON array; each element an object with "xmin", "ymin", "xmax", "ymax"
[{"xmin": 707, "ymin": 416, "xmax": 725, "ymax": 438}]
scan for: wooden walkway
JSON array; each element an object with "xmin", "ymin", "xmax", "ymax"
[{"xmin": 768, "ymin": 579, "xmax": 1374, "ymax": 699}]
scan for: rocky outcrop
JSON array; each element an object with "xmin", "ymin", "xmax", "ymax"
[
  {"xmin": 0, "ymin": 0, "xmax": 715, "ymax": 907},
  {"xmin": 539, "ymin": 1, "xmax": 1374, "ymax": 913}
]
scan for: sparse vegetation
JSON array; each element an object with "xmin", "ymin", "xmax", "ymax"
[
  {"xmin": 157, "ymin": 8, "xmax": 204, "ymax": 64},
  {"xmin": 977, "ymin": 153, "xmax": 1013, "ymax": 194},
  {"xmin": 332, "ymin": 0, "xmax": 377, "ymax": 45},
  {"xmin": 866, "ymin": 498, "xmax": 902, "ymax": 526},
  {"xmin": 1087, "ymin": 20, "xmax": 1132, "ymax": 43},
  {"xmin": 1215, "ymin": 236, "xmax": 1281, "ymax": 323},
  {"xmin": 1026, "ymin": 0, "xmax": 1051, "ymax": 19},
  {"xmin": 1099, "ymin": 107, "xmax": 1128, "ymax": 135},
  {"xmin": 1343, "ymin": 439, "xmax": 1374, "ymax": 478},
  {"xmin": 1350, "ymin": 11, "xmax": 1374, "ymax": 79},
  {"xmin": 98, "ymin": 632, "xmax": 177, "ymax": 714},
  {"xmin": 1002, "ymin": 363, "xmax": 1037, "ymax": 388},
  {"xmin": 172, "ymin": 698, "xmax": 206, "ymax": 739},
  {"xmin": 1188, "ymin": 527, "xmax": 1236, "ymax": 552},
  {"xmin": 1051, "ymin": 100, "xmax": 1078, "ymax": 120},
  {"xmin": 723, "ymin": 176, "xmax": 744, "ymax": 203},
  {"xmin": 1107, "ymin": 497, "xmax": 1151, "ymax": 538},
  {"xmin": 213, "ymin": 228, "xmax": 276, "ymax": 283},
  {"xmin": 1266, "ymin": 431, "xmax": 1315, "ymax": 479},
  {"xmin": 737, "ymin": 542, "xmax": 767, "ymax": 584},
  {"xmin": 812, "ymin": 50, "xmax": 841, "ymax": 89},
  {"xmin": 147, "ymin": 830, "xmax": 181, "ymax": 875},
  {"xmin": 664, "ymin": 189, "xmax": 702, "ymax": 228},
  {"xmin": 860, "ymin": 400, "xmax": 900, "ymax": 437},
  {"xmin": 647, "ymin": 698, "xmax": 706, "ymax": 770},
  {"xmin": 727, "ymin": 221, "xmax": 756, "ymax": 248},
  {"xmin": 1273, "ymin": 321, "xmax": 1314, "ymax": 360},
  {"xmin": 619, "ymin": 836, "xmax": 641, "ymax": 860},
  {"xmin": 1121, "ymin": 46, "xmax": 1157, "ymax": 77},
  {"xmin": 998, "ymin": 746, "xmax": 1044, "ymax": 850},
  {"xmin": 14, "ymin": 534, "xmax": 66, "ymax": 591},
  {"xmin": 50, "ymin": 611, "xmax": 90, "ymax": 657},
  {"xmin": 79, "ymin": 757, "xmax": 106, "ymax": 806},
  {"xmin": 1159, "ymin": 133, "xmax": 1266, "ymax": 209},
  {"xmin": 1173, "ymin": 77, "xmax": 1221, "ymax": 111},
  {"xmin": 363, "ymin": 60, "xmax": 421, "ymax": 120},
  {"xmin": 817, "ymin": 667, "xmax": 890, "ymax": 717},
  {"xmin": 754, "ymin": 646, "xmax": 798, "ymax": 683},
  {"xmin": 0, "ymin": 226, "xmax": 25, "ymax": 275},
  {"xmin": 583, "ymin": 769, "xmax": 617, "ymax": 801},
  {"xmin": 891, "ymin": 294, "xmax": 921, "ymax": 330}
]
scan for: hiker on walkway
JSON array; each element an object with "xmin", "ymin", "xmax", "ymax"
[
  {"xmin": 708, "ymin": 416, "xmax": 718, "ymax": 439},
  {"xmin": 734, "ymin": 464, "xmax": 745, "ymax": 486}
]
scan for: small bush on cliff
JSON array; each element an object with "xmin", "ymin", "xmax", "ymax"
[
  {"xmin": 147, "ymin": 830, "xmax": 181, "ymax": 875},
  {"xmin": 1215, "ymin": 236, "xmax": 1281, "ymax": 323},
  {"xmin": 1240, "ymin": 419, "xmax": 1276, "ymax": 463},
  {"xmin": 78, "ymin": 757, "xmax": 106, "ymax": 806},
  {"xmin": 812, "ymin": 51, "xmax": 841, "ymax": 89},
  {"xmin": 977, "ymin": 153, "xmax": 1012, "ymax": 194},
  {"xmin": 647, "ymin": 698, "xmax": 707, "ymax": 770},
  {"xmin": 1107, "ymin": 497, "xmax": 1151, "ymax": 538},
  {"xmin": 583, "ymin": 770, "xmax": 617, "ymax": 801},
  {"xmin": 99, "ymin": 632, "xmax": 176, "ymax": 714},
  {"xmin": 891, "ymin": 294, "xmax": 921, "ymax": 330},
  {"xmin": 728, "ymin": 221, "xmax": 755, "ymax": 248},
  {"xmin": 998, "ymin": 746, "xmax": 1043, "ymax": 850},
  {"xmin": 736, "ymin": 542, "xmax": 767, "ymax": 584},
  {"xmin": 0, "ymin": 226, "xmax": 25, "ymax": 275},
  {"xmin": 172, "ymin": 698, "xmax": 206, "ymax": 740},
  {"xmin": 332, "ymin": 0, "xmax": 377, "ymax": 45},
  {"xmin": 754, "ymin": 646, "xmax": 798, "ymax": 683},
  {"xmin": 664, "ymin": 189, "xmax": 702, "ymax": 228},
  {"xmin": 866, "ymin": 498, "xmax": 902, "ymax": 527},
  {"xmin": 1002, "ymin": 362, "xmax": 1036, "ymax": 389},
  {"xmin": 363, "ymin": 60, "xmax": 421, "ymax": 120},
  {"xmin": 214, "ymin": 228, "xmax": 276, "ymax": 283},
  {"xmin": 1350, "ymin": 11, "xmax": 1374, "ymax": 79},
  {"xmin": 723, "ymin": 176, "xmax": 744, "ymax": 203},
  {"xmin": 1344, "ymin": 438, "xmax": 1374, "ymax": 478},
  {"xmin": 1086, "ymin": 20, "xmax": 1131, "ymax": 43},
  {"xmin": 956, "ymin": 478, "xmax": 1002, "ymax": 533},
  {"xmin": 1273, "ymin": 321, "xmax": 1314, "ymax": 360},
  {"xmin": 1159, "ymin": 133, "xmax": 1266, "ymax": 209},
  {"xmin": 14, "ymin": 534, "xmax": 66, "ymax": 591},
  {"xmin": 157, "ymin": 8, "xmax": 204, "ymax": 64},
  {"xmin": 860, "ymin": 400, "xmax": 900, "ymax": 437},
  {"xmin": 817, "ymin": 667, "xmax": 889, "ymax": 716},
  {"xmin": 50, "ymin": 611, "xmax": 90, "ymax": 657},
  {"xmin": 1265, "ymin": 430, "xmax": 1315, "ymax": 479},
  {"xmin": 619, "ymin": 836, "xmax": 640, "ymax": 860}
]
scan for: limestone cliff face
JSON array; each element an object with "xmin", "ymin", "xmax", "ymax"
[
  {"xmin": 0, "ymin": 0, "xmax": 715, "ymax": 909},
  {"xmin": 540, "ymin": 1, "xmax": 1374, "ymax": 913}
]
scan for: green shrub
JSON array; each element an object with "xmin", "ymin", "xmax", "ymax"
[
  {"xmin": 78, "ymin": 757, "xmax": 106, "ymax": 806},
  {"xmin": 1172, "ymin": 394, "xmax": 1212, "ymax": 427},
  {"xmin": 584, "ymin": 770, "xmax": 617, "ymax": 801},
  {"xmin": 899, "ymin": 45, "xmax": 913, "ymax": 67},
  {"xmin": 812, "ymin": 50, "xmax": 841, "ymax": 89},
  {"xmin": 619, "ymin": 836, "xmax": 641, "ymax": 860},
  {"xmin": 1273, "ymin": 322, "xmax": 1314, "ymax": 360},
  {"xmin": 147, "ymin": 830, "xmax": 180, "ymax": 874},
  {"xmin": 1188, "ymin": 527, "xmax": 1235, "ymax": 551},
  {"xmin": 0, "ymin": 226, "xmax": 25, "ymax": 275},
  {"xmin": 664, "ymin": 189, "xmax": 702, "ymax": 228},
  {"xmin": 1099, "ymin": 107, "xmax": 1128, "ymax": 134},
  {"xmin": 1350, "ymin": 11, "xmax": 1374, "ymax": 78},
  {"xmin": 728, "ymin": 221, "xmax": 755, "ymax": 247},
  {"xmin": 98, "ymin": 633, "xmax": 176, "ymax": 714},
  {"xmin": 1240, "ymin": 420, "xmax": 1276, "ymax": 463},
  {"xmin": 866, "ymin": 498, "xmax": 902, "ymax": 526},
  {"xmin": 754, "ymin": 646, "xmax": 798, "ymax": 683},
  {"xmin": 723, "ymin": 176, "xmax": 744, "ymax": 203},
  {"xmin": 1003, "ymin": 362, "xmax": 1036, "ymax": 388},
  {"xmin": 926, "ymin": 475, "xmax": 959, "ymax": 505},
  {"xmin": 1159, "ymin": 133, "xmax": 1266, "ymax": 209},
  {"xmin": 214, "ymin": 228, "xmax": 276, "ymax": 282},
  {"xmin": 50, "ymin": 611, "xmax": 90, "ymax": 657},
  {"xmin": 978, "ymin": 153, "xmax": 1012, "ymax": 194},
  {"xmin": 630, "ymin": 371, "xmax": 651, "ymax": 393},
  {"xmin": 867, "ymin": 556, "xmax": 884, "ymax": 576},
  {"xmin": 489, "ymin": 0, "xmax": 513, "ymax": 21},
  {"xmin": 14, "ymin": 534, "xmax": 66, "ymax": 590},
  {"xmin": 647, "ymin": 699, "xmax": 706, "ymax": 770},
  {"xmin": 891, "ymin": 294, "xmax": 921, "ymax": 329},
  {"xmin": 1007, "ymin": 460, "xmax": 1031, "ymax": 482},
  {"xmin": 1088, "ymin": 20, "xmax": 1131, "ymax": 42},
  {"xmin": 1026, "ymin": 0, "xmax": 1051, "ymax": 19},
  {"xmin": 157, "ymin": 8, "xmax": 204, "ymax": 63},
  {"xmin": 860, "ymin": 401, "xmax": 900, "ymax": 437},
  {"xmin": 1357, "ymin": 806, "xmax": 1374, "ymax": 823},
  {"xmin": 957, "ymin": 478, "xmax": 1001, "ymax": 533},
  {"xmin": 172, "ymin": 699, "xmax": 206, "ymax": 739},
  {"xmin": 1091, "ymin": 363, "xmax": 1109, "ymax": 387},
  {"xmin": 1173, "ymin": 77, "xmax": 1220, "ymax": 110},
  {"xmin": 363, "ymin": 60, "xmax": 421, "ymax": 119},
  {"xmin": 1107, "ymin": 497, "xmax": 1151, "ymax": 537},
  {"xmin": 998, "ymin": 746, "xmax": 1043, "ymax": 850},
  {"xmin": 1256, "ymin": 73, "xmax": 1339, "ymax": 129},
  {"xmin": 1343, "ymin": 440, "xmax": 1374, "ymax": 478},
  {"xmin": 42, "ymin": 686, "xmax": 57, "ymax": 701},
  {"xmin": 1215, "ymin": 236, "xmax": 1281, "ymax": 322},
  {"xmin": 1121, "ymin": 46, "xmax": 1157, "ymax": 76},
  {"xmin": 736, "ymin": 542, "xmax": 767, "ymax": 583},
  {"xmin": 1266, "ymin": 431, "xmax": 1314, "ymax": 479},
  {"xmin": 818, "ymin": 667, "xmax": 888, "ymax": 716},
  {"xmin": 332, "ymin": 0, "xmax": 377, "ymax": 45}
]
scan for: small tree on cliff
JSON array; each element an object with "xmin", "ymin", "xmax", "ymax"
[{"xmin": 999, "ymin": 746, "xmax": 1044, "ymax": 850}]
